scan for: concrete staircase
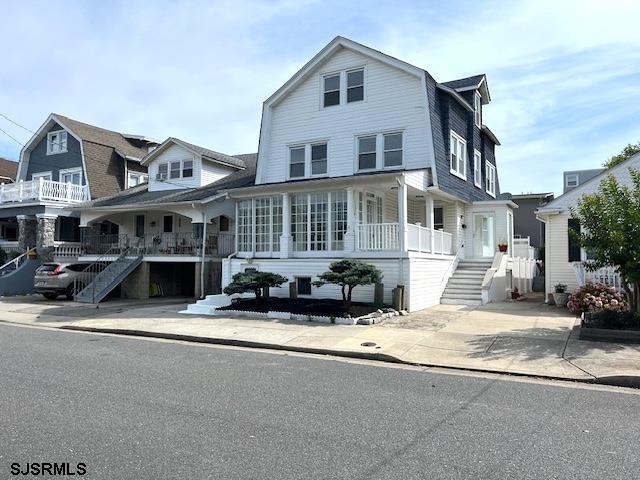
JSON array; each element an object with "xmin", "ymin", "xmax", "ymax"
[{"xmin": 440, "ymin": 259, "xmax": 493, "ymax": 306}]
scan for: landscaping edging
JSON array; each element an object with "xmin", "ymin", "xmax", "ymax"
[
  {"xmin": 211, "ymin": 307, "xmax": 400, "ymax": 325},
  {"xmin": 574, "ymin": 316, "xmax": 640, "ymax": 344}
]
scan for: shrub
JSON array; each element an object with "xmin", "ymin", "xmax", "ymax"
[
  {"xmin": 223, "ymin": 270, "xmax": 288, "ymax": 301},
  {"xmin": 567, "ymin": 282, "xmax": 627, "ymax": 315},
  {"xmin": 313, "ymin": 259, "xmax": 383, "ymax": 313},
  {"xmin": 583, "ymin": 309, "xmax": 640, "ymax": 330}
]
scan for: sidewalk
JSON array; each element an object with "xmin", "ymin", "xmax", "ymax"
[{"xmin": 1, "ymin": 294, "xmax": 640, "ymax": 386}]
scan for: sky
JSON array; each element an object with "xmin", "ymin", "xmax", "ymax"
[{"xmin": 1, "ymin": 0, "xmax": 639, "ymax": 196}]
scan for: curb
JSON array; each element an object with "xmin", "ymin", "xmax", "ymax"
[{"xmin": 58, "ymin": 325, "xmax": 640, "ymax": 388}]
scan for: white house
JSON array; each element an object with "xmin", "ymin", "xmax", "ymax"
[{"xmin": 537, "ymin": 153, "xmax": 640, "ymax": 298}]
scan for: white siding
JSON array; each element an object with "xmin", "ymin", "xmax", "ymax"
[
  {"xmin": 201, "ymin": 160, "xmax": 237, "ymax": 186},
  {"xmin": 545, "ymin": 213, "xmax": 579, "ymax": 295},
  {"xmin": 406, "ymin": 256, "xmax": 457, "ymax": 311},
  {"xmin": 260, "ymin": 47, "xmax": 433, "ymax": 184},
  {"xmin": 463, "ymin": 203, "xmax": 512, "ymax": 259}
]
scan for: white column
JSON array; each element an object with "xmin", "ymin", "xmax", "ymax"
[
  {"xmin": 344, "ymin": 188, "xmax": 356, "ymax": 252},
  {"xmin": 398, "ymin": 178, "xmax": 408, "ymax": 252},
  {"xmin": 280, "ymin": 193, "xmax": 292, "ymax": 259},
  {"xmin": 425, "ymin": 194, "xmax": 435, "ymax": 253}
]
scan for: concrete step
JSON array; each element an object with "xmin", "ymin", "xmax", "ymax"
[
  {"xmin": 444, "ymin": 285, "xmax": 482, "ymax": 294},
  {"xmin": 456, "ymin": 266, "xmax": 491, "ymax": 272},
  {"xmin": 441, "ymin": 292, "xmax": 482, "ymax": 300},
  {"xmin": 451, "ymin": 272, "xmax": 486, "ymax": 279},
  {"xmin": 448, "ymin": 278, "xmax": 483, "ymax": 286},
  {"xmin": 440, "ymin": 297, "xmax": 483, "ymax": 306},
  {"xmin": 459, "ymin": 259, "xmax": 493, "ymax": 265}
]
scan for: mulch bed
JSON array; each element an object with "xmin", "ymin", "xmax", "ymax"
[{"xmin": 218, "ymin": 297, "xmax": 382, "ymax": 318}]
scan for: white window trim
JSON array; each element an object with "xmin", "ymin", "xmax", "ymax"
[
  {"xmin": 46, "ymin": 130, "xmax": 68, "ymax": 155},
  {"xmin": 295, "ymin": 276, "xmax": 313, "ymax": 297},
  {"xmin": 32, "ymin": 171, "xmax": 53, "ymax": 181},
  {"xmin": 485, "ymin": 161, "xmax": 496, "ymax": 198},
  {"xmin": 320, "ymin": 65, "xmax": 367, "ymax": 109},
  {"xmin": 287, "ymin": 141, "xmax": 329, "ymax": 180},
  {"xmin": 473, "ymin": 149, "xmax": 482, "ymax": 188},
  {"xmin": 356, "ymin": 130, "xmax": 404, "ymax": 173},
  {"xmin": 158, "ymin": 159, "xmax": 194, "ymax": 181},
  {"xmin": 449, "ymin": 131, "xmax": 467, "ymax": 180},
  {"xmin": 565, "ymin": 174, "xmax": 579, "ymax": 188},
  {"xmin": 58, "ymin": 167, "xmax": 82, "ymax": 184},
  {"xmin": 127, "ymin": 172, "xmax": 148, "ymax": 188},
  {"xmin": 474, "ymin": 92, "xmax": 482, "ymax": 128}
]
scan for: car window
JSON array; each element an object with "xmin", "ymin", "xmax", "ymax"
[
  {"xmin": 37, "ymin": 264, "xmax": 59, "ymax": 272},
  {"xmin": 66, "ymin": 264, "xmax": 90, "ymax": 272}
]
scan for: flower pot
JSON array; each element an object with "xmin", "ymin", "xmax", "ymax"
[
  {"xmin": 498, "ymin": 245, "xmax": 508, "ymax": 253},
  {"xmin": 552, "ymin": 292, "xmax": 568, "ymax": 307}
]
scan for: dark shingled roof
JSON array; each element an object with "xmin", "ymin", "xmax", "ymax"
[
  {"xmin": 441, "ymin": 74, "xmax": 486, "ymax": 91},
  {"xmin": 79, "ymin": 153, "xmax": 257, "ymax": 208},
  {"xmin": 171, "ymin": 138, "xmax": 247, "ymax": 169},
  {"xmin": 54, "ymin": 114, "xmax": 150, "ymax": 159},
  {"xmin": 0, "ymin": 157, "xmax": 18, "ymax": 182}
]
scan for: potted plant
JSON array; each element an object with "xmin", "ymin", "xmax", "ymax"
[
  {"xmin": 498, "ymin": 240, "xmax": 508, "ymax": 253},
  {"xmin": 552, "ymin": 283, "xmax": 568, "ymax": 307}
]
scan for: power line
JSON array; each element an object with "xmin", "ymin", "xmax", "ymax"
[
  {"xmin": 0, "ymin": 113, "xmax": 35, "ymax": 134},
  {"xmin": 0, "ymin": 126, "xmax": 24, "ymax": 147}
]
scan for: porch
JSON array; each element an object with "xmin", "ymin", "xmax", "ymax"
[{"xmin": 0, "ymin": 179, "xmax": 89, "ymax": 205}]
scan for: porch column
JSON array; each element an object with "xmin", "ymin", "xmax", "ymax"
[
  {"xmin": 36, "ymin": 213, "xmax": 57, "ymax": 262},
  {"xmin": 344, "ymin": 188, "xmax": 356, "ymax": 252},
  {"xmin": 17, "ymin": 215, "xmax": 37, "ymax": 252},
  {"xmin": 425, "ymin": 194, "xmax": 435, "ymax": 253},
  {"xmin": 398, "ymin": 178, "xmax": 408, "ymax": 252},
  {"xmin": 280, "ymin": 193, "xmax": 292, "ymax": 259}
]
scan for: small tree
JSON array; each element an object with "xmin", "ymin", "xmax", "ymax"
[
  {"xmin": 572, "ymin": 169, "xmax": 640, "ymax": 312},
  {"xmin": 223, "ymin": 270, "xmax": 288, "ymax": 301},
  {"xmin": 313, "ymin": 259, "xmax": 383, "ymax": 312},
  {"xmin": 604, "ymin": 142, "xmax": 640, "ymax": 169}
]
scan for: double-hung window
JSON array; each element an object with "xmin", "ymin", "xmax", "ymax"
[
  {"xmin": 473, "ymin": 150, "xmax": 482, "ymax": 188},
  {"xmin": 449, "ymin": 131, "xmax": 467, "ymax": 179},
  {"xmin": 170, "ymin": 161, "xmax": 181, "ymax": 179},
  {"xmin": 47, "ymin": 130, "xmax": 68, "ymax": 155},
  {"xmin": 358, "ymin": 136, "xmax": 377, "ymax": 170},
  {"xmin": 289, "ymin": 146, "xmax": 306, "ymax": 179},
  {"xmin": 474, "ymin": 92, "xmax": 482, "ymax": 127},
  {"xmin": 346, "ymin": 69, "xmax": 364, "ymax": 103},
  {"xmin": 485, "ymin": 161, "xmax": 496, "ymax": 197},
  {"xmin": 182, "ymin": 160, "xmax": 193, "ymax": 178},
  {"xmin": 311, "ymin": 144, "xmax": 327, "ymax": 175},
  {"xmin": 157, "ymin": 163, "xmax": 168, "ymax": 181},
  {"xmin": 323, "ymin": 74, "xmax": 340, "ymax": 107},
  {"xmin": 383, "ymin": 133, "xmax": 403, "ymax": 167}
]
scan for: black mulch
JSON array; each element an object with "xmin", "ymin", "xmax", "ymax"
[{"xmin": 218, "ymin": 297, "xmax": 384, "ymax": 318}]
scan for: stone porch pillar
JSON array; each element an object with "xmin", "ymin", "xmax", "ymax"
[
  {"xmin": 17, "ymin": 215, "xmax": 37, "ymax": 252},
  {"xmin": 36, "ymin": 213, "xmax": 58, "ymax": 262},
  {"xmin": 279, "ymin": 193, "xmax": 292, "ymax": 259}
]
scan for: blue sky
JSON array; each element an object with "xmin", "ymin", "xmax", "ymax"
[{"xmin": 1, "ymin": 0, "xmax": 639, "ymax": 195}]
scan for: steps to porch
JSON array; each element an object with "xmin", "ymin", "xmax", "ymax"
[
  {"xmin": 440, "ymin": 259, "xmax": 493, "ymax": 306},
  {"xmin": 74, "ymin": 254, "xmax": 143, "ymax": 304}
]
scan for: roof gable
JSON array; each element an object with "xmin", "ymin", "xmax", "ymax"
[
  {"xmin": 141, "ymin": 137, "xmax": 246, "ymax": 169},
  {"xmin": 539, "ymin": 153, "xmax": 640, "ymax": 214},
  {"xmin": 441, "ymin": 74, "xmax": 491, "ymax": 104}
]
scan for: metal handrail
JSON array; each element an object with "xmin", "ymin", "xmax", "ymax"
[
  {"xmin": 0, "ymin": 247, "xmax": 36, "ymax": 276},
  {"xmin": 73, "ymin": 247, "xmax": 124, "ymax": 302}
]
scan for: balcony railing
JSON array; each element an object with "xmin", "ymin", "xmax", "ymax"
[
  {"xmin": 80, "ymin": 233, "xmax": 235, "ymax": 257},
  {"xmin": 356, "ymin": 223, "xmax": 454, "ymax": 255},
  {"xmin": 0, "ymin": 179, "xmax": 90, "ymax": 204}
]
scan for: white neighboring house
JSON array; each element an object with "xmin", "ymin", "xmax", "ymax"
[
  {"xmin": 211, "ymin": 36, "xmax": 530, "ymax": 311},
  {"xmin": 536, "ymin": 153, "xmax": 640, "ymax": 298}
]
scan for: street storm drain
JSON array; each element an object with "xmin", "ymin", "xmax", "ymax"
[{"xmin": 360, "ymin": 342, "xmax": 377, "ymax": 347}]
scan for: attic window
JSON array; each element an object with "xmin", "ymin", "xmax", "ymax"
[
  {"xmin": 182, "ymin": 160, "xmax": 193, "ymax": 178},
  {"xmin": 157, "ymin": 163, "xmax": 168, "ymax": 181},
  {"xmin": 47, "ymin": 130, "xmax": 68, "ymax": 155},
  {"xmin": 347, "ymin": 69, "xmax": 364, "ymax": 103},
  {"xmin": 474, "ymin": 92, "xmax": 482, "ymax": 127},
  {"xmin": 566, "ymin": 174, "xmax": 579, "ymax": 188},
  {"xmin": 170, "ymin": 161, "xmax": 181, "ymax": 179},
  {"xmin": 323, "ymin": 74, "xmax": 340, "ymax": 107}
]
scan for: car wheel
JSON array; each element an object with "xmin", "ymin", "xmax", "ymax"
[
  {"xmin": 43, "ymin": 293, "xmax": 58, "ymax": 300},
  {"xmin": 66, "ymin": 284, "xmax": 79, "ymax": 300}
]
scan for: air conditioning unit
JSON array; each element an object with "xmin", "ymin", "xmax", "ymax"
[{"xmin": 155, "ymin": 174, "xmax": 166, "ymax": 181}]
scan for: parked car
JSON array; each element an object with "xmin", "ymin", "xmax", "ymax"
[{"xmin": 34, "ymin": 262, "xmax": 97, "ymax": 300}]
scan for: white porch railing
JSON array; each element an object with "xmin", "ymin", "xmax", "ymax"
[
  {"xmin": 357, "ymin": 222, "xmax": 454, "ymax": 254},
  {"xmin": 356, "ymin": 223, "xmax": 399, "ymax": 251},
  {"xmin": 53, "ymin": 242, "xmax": 84, "ymax": 258},
  {"xmin": 572, "ymin": 263, "xmax": 624, "ymax": 291},
  {"xmin": 513, "ymin": 237, "xmax": 535, "ymax": 259},
  {"xmin": 0, "ymin": 179, "xmax": 90, "ymax": 204}
]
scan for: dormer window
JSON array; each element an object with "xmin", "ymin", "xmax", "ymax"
[
  {"xmin": 170, "ymin": 161, "xmax": 181, "ymax": 179},
  {"xmin": 182, "ymin": 160, "xmax": 193, "ymax": 178},
  {"xmin": 323, "ymin": 74, "xmax": 340, "ymax": 107},
  {"xmin": 474, "ymin": 92, "xmax": 482, "ymax": 127},
  {"xmin": 157, "ymin": 164, "xmax": 168, "ymax": 181},
  {"xmin": 47, "ymin": 130, "xmax": 67, "ymax": 155},
  {"xmin": 566, "ymin": 174, "xmax": 579, "ymax": 188},
  {"xmin": 347, "ymin": 69, "xmax": 364, "ymax": 103}
]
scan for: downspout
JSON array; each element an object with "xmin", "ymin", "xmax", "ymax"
[{"xmin": 200, "ymin": 209, "xmax": 207, "ymax": 299}]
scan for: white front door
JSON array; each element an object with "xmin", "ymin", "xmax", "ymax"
[{"xmin": 474, "ymin": 214, "xmax": 495, "ymax": 257}]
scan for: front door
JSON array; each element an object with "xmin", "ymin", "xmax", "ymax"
[{"xmin": 474, "ymin": 214, "xmax": 495, "ymax": 257}]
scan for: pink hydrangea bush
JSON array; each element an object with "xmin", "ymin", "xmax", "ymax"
[{"xmin": 567, "ymin": 282, "xmax": 627, "ymax": 315}]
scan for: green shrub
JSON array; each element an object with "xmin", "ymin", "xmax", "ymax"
[
  {"xmin": 584, "ymin": 309, "xmax": 640, "ymax": 330},
  {"xmin": 223, "ymin": 270, "xmax": 288, "ymax": 301},
  {"xmin": 313, "ymin": 259, "xmax": 383, "ymax": 312}
]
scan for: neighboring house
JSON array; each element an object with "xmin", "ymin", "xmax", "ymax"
[
  {"xmin": 0, "ymin": 157, "xmax": 19, "ymax": 248},
  {"xmin": 0, "ymin": 157, "xmax": 18, "ymax": 183},
  {"xmin": 510, "ymin": 192, "xmax": 554, "ymax": 256},
  {"xmin": 71, "ymin": 137, "xmax": 256, "ymax": 300},
  {"xmin": 212, "ymin": 36, "xmax": 521, "ymax": 311},
  {"xmin": 536, "ymin": 153, "xmax": 640, "ymax": 298},
  {"xmin": 0, "ymin": 113, "xmax": 157, "ymax": 257},
  {"xmin": 563, "ymin": 168, "xmax": 604, "ymax": 193}
]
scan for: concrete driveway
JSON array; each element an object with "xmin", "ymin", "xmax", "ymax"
[{"xmin": 1, "ymin": 293, "xmax": 639, "ymax": 385}]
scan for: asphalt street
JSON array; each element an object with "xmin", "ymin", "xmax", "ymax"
[{"xmin": 1, "ymin": 323, "xmax": 638, "ymax": 479}]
